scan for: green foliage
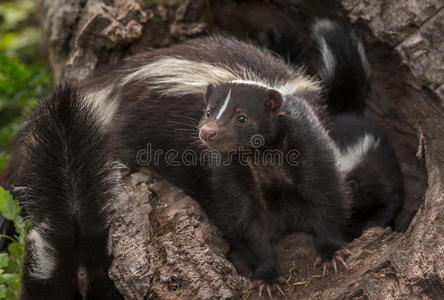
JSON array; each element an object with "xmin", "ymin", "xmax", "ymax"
[
  {"xmin": 0, "ymin": 1, "xmax": 50, "ymax": 298},
  {"xmin": 0, "ymin": 187, "xmax": 30, "ymax": 300},
  {"xmin": 0, "ymin": 55, "xmax": 50, "ymax": 169},
  {"xmin": 0, "ymin": 0, "xmax": 39, "ymax": 62},
  {"xmin": 0, "ymin": 0, "xmax": 51, "ymax": 171}
]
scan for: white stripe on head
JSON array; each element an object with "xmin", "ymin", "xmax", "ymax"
[
  {"xmin": 27, "ymin": 225, "xmax": 56, "ymax": 280},
  {"xmin": 336, "ymin": 134, "xmax": 380, "ymax": 173},
  {"xmin": 216, "ymin": 88, "xmax": 231, "ymax": 119}
]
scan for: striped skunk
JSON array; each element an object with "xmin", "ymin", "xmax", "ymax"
[
  {"xmin": 81, "ymin": 34, "xmax": 352, "ymax": 290},
  {"xmin": 0, "ymin": 85, "xmax": 122, "ymax": 299},
  {"xmin": 0, "ymin": 18, "xmax": 404, "ymax": 296},
  {"xmin": 311, "ymin": 20, "xmax": 404, "ymax": 239},
  {"xmin": 200, "ymin": 81, "xmax": 351, "ymax": 290}
]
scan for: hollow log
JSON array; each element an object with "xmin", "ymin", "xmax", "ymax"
[{"xmin": 38, "ymin": 0, "xmax": 443, "ymax": 298}]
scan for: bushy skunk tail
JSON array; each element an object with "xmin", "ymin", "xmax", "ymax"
[
  {"xmin": 312, "ymin": 19, "xmax": 371, "ymax": 114},
  {"xmin": 312, "ymin": 21, "xmax": 405, "ymax": 237},
  {"xmin": 1, "ymin": 85, "xmax": 122, "ymax": 299}
]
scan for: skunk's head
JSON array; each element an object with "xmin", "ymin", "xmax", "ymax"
[{"xmin": 199, "ymin": 82, "xmax": 283, "ymax": 152}]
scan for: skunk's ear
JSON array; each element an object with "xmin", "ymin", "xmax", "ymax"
[
  {"xmin": 204, "ymin": 84, "xmax": 214, "ymax": 104},
  {"xmin": 265, "ymin": 89, "xmax": 283, "ymax": 118}
]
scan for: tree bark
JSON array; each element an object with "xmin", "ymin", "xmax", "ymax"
[{"xmin": 38, "ymin": 0, "xmax": 444, "ymax": 299}]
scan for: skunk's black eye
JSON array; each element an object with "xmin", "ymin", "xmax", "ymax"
[
  {"xmin": 206, "ymin": 110, "xmax": 211, "ymax": 118},
  {"xmin": 237, "ymin": 115, "xmax": 248, "ymax": 124}
]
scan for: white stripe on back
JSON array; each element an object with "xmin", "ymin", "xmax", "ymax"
[
  {"xmin": 336, "ymin": 134, "xmax": 380, "ymax": 173},
  {"xmin": 27, "ymin": 225, "xmax": 56, "ymax": 280}
]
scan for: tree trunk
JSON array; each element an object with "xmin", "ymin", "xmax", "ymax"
[{"xmin": 38, "ymin": 0, "xmax": 444, "ymax": 299}]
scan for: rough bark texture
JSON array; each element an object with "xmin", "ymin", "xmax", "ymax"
[
  {"xmin": 109, "ymin": 169, "xmax": 249, "ymax": 299},
  {"xmin": 38, "ymin": 0, "xmax": 443, "ymax": 299},
  {"xmin": 343, "ymin": 0, "xmax": 444, "ymax": 104}
]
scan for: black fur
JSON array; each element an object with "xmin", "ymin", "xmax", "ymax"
[
  {"xmin": 199, "ymin": 82, "xmax": 349, "ymax": 283},
  {"xmin": 312, "ymin": 19, "xmax": 370, "ymax": 114},
  {"xmin": 112, "ymin": 90, "xmax": 212, "ymax": 202},
  {"xmin": 312, "ymin": 20, "xmax": 404, "ymax": 238},
  {"xmin": 330, "ymin": 115, "xmax": 404, "ymax": 238},
  {"xmin": 0, "ymin": 20, "xmax": 404, "ymax": 294},
  {"xmin": 107, "ymin": 36, "xmax": 325, "ymax": 203},
  {"xmin": 1, "ymin": 85, "xmax": 122, "ymax": 299},
  {"xmin": 104, "ymin": 36, "xmax": 348, "ymax": 283}
]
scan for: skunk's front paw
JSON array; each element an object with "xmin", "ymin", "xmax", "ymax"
[
  {"xmin": 251, "ymin": 277, "xmax": 287, "ymax": 298},
  {"xmin": 252, "ymin": 262, "xmax": 287, "ymax": 298},
  {"xmin": 314, "ymin": 248, "xmax": 352, "ymax": 278}
]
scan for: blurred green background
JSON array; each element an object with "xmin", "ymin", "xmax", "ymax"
[
  {"xmin": 0, "ymin": 0, "xmax": 51, "ymax": 172},
  {"xmin": 0, "ymin": 1, "xmax": 49, "ymax": 298}
]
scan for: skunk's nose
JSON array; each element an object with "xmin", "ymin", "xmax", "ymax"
[{"xmin": 200, "ymin": 127, "xmax": 217, "ymax": 141}]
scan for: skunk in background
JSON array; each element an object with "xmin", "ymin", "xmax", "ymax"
[
  {"xmin": 0, "ymin": 85, "xmax": 122, "ymax": 299},
  {"xmin": 311, "ymin": 19, "xmax": 404, "ymax": 238}
]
